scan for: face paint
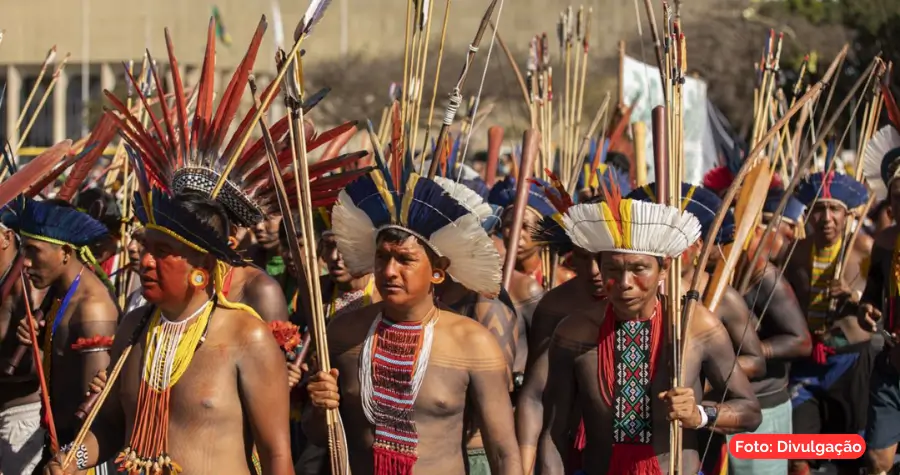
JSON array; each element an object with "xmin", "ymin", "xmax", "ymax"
[{"xmin": 140, "ymin": 229, "xmax": 204, "ymax": 304}]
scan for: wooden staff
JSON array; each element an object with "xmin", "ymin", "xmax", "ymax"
[
  {"xmin": 19, "ymin": 273, "xmax": 58, "ymax": 452},
  {"xmin": 1, "ymin": 257, "xmax": 28, "ymax": 375},
  {"xmin": 633, "ymin": 122, "xmax": 647, "ymax": 186},
  {"xmin": 14, "ymin": 46, "xmax": 57, "ymax": 135},
  {"xmin": 64, "ymin": 309, "xmax": 154, "ymax": 468},
  {"xmin": 485, "ymin": 126, "xmax": 504, "ymax": 185},
  {"xmin": 281, "ymin": 76, "xmax": 352, "ymax": 473},
  {"xmin": 17, "ymin": 54, "xmax": 71, "ymax": 153},
  {"xmin": 565, "ymin": 92, "xmax": 611, "ymax": 195},
  {"xmin": 501, "ymin": 129, "xmax": 540, "ymax": 290},
  {"xmin": 426, "ymin": 0, "xmax": 499, "ymax": 179},
  {"xmin": 487, "ymin": 21, "xmax": 531, "ymax": 111},
  {"xmin": 418, "ymin": 0, "xmax": 454, "ymax": 171}
]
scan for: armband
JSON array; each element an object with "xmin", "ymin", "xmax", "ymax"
[{"xmin": 60, "ymin": 441, "xmax": 89, "ymax": 470}]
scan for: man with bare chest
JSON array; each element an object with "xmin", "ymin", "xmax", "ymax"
[
  {"xmin": 12, "ymin": 199, "xmax": 119, "ymax": 459},
  {"xmin": 539, "ymin": 194, "xmax": 761, "ymax": 475},
  {"xmin": 724, "ymin": 200, "xmax": 812, "ymax": 475},
  {"xmin": 306, "ymin": 170, "xmax": 522, "ymax": 474},
  {"xmin": 45, "ymin": 190, "xmax": 293, "ymax": 475},
  {"xmin": 783, "ymin": 171, "xmax": 874, "ymax": 475},
  {"xmin": 489, "ymin": 176, "xmax": 564, "ymax": 380},
  {"xmin": 0, "ymin": 216, "xmax": 44, "ymax": 475},
  {"xmin": 858, "ymin": 124, "xmax": 900, "ymax": 474}
]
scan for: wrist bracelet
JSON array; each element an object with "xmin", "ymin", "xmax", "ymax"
[{"xmin": 60, "ymin": 442, "xmax": 89, "ymax": 470}]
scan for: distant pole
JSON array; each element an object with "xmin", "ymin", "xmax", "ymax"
[
  {"xmin": 81, "ymin": 0, "xmax": 90, "ymax": 136},
  {"xmin": 340, "ymin": 0, "xmax": 348, "ymax": 57}
]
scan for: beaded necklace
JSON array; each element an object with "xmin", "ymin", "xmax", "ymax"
[
  {"xmin": 116, "ymin": 300, "xmax": 214, "ymax": 474},
  {"xmin": 327, "ymin": 276, "xmax": 375, "ymax": 319},
  {"xmin": 359, "ymin": 307, "xmax": 439, "ymax": 475},
  {"xmin": 808, "ymin": 238, "xmax": 843, "ymax": 332},
  {"xmin": 596, "ymin": 301, "xmax": 663, "ymax": 475}
]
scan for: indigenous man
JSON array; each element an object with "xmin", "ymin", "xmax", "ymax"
[
  {"xmin": 722, "ymin": 188, "xmax": 813, "ymax": 475},
  {"xmin": 859, "ymin": 123, "xmax": 900, "ymax": 474},
  {"xmin": 11, "ymin": 199, "xmax": 120, "ymax": 463},
  {"xmin": 279, "ymin": 207, "xmax": 380, "ymax": 475},
  {"xmin": 628, "ymin": 183, "xmax": 766, "ymax": 379},
  {"xmin": 538, "ymin": 192, "xmax": 761, "ymax": 475},
  {"xmin": 783, "ymin": 171, "xmax": 874, "ymax": 475},
  {"xmin": 45, "ymin": 188, "xmax": 293, "ymax": 475},
  {"xmin": 432, "ymin": 175, "xmax": 521, "ymax": 474},
  {"xmin": 0, "ymin": 213, "xmax": 44, "ymax": 475},
  {"xmin": 123, "ymin": 227, "xmax": 147, "ymax": 314},
  {"xmin": 305, "ymin": 168, "xmax": 523, "ymax": 474},
  {"xmin": 488, "ymin": 175, "xmax": 564, "ymax": 380},
  {"xmin": 103, "ymin": 20, "xmax": 316, "ymax": 325},
  {"xmin": 759, "ymin": 188, "xmax": 808, "ymax": 266}
]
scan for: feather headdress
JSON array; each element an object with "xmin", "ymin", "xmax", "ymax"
[
  {"xmin": 487, "ymin": 175, "xmax": 560, "ymax": 218},
  {"xmin": 762, "ymin": 188, "xmax": 807, "ymax": 239},
  {"xmin": 863, "ymin": 125, "xmax": 900, "ymax": 201},
  {"xmin": 105, "ymin": 16, "xmax": 368, "ymax": 227},
  {"xmin": 796, "ymin": 171, "xmax": 868, "ymax": 211},
  {"xmin": 14, "ymin": 199, "xmax": 108, "ymax": 255},
  {"xmin": 563, "ymin": 168, "xmax": 701, "ymax": 257},
  {"xmin": 528, "ymin": 170, "xmax": 577, "ymax": 255},
  {"xmin": 332, "ymin": 166, "xmax": 501, "ymax": 296},
  {"xmin": 863, "ymin": 75, "xmax": 900, "ymax": 200},
  {"xmin": 627, "ymin": 182, "xmax": 735, "ymax": 246}
]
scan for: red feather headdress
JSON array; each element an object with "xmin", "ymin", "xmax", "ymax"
[{"xmin": 105, "ymin": 15, "xmax": 369, "ymax": 227}]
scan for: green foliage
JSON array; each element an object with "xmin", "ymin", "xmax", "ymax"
[{"xmin": 783, "ymin": 0, "xmax": 842, "ymax": 25}]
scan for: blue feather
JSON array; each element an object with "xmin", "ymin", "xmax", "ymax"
[
  {"xmin": 343, "ymin": 172, "xmax": 395, "ymax": 226},
  {"xmin": 404, "ymin": 178, "xmax": 470, "ymax": 239},
  {"xmin": 18, "ymin": 198, "xmax": 108, "ymax": 247}
]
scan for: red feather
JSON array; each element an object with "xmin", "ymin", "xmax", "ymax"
[
  {"xmin": 57, "ymin": 114, "xmax": 118, "ymax": 201},
  {"xmin": 0, "ymin": 141, "xmax": 72, "ymax": 209},
  {"xmin": 191, "ymin": 18, "xmax": 217, "ymax": 153},
  {"xmin": 165, "ymin": 27, "xmax": 190, "ymax": 165},
  {"xmin": 208, "ymin": 17, "xmax": 267, "ymax": 160},
  {"xmin": 306, "ymin": 121, "xmax": 357, "ymax": 152}
]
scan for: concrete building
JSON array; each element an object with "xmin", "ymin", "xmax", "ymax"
[{"xmin": 0, "ymin": 0, "xmax": 716, "ymax": 156}]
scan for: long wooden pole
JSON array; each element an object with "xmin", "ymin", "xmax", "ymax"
[{"xmin": 501, "ymin": 129, "xmax": 540, "ymax": 290}]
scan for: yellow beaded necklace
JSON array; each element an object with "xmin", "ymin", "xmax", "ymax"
[{"xmin": 116, "ymin": 301, "xmax": 213, "ymax": 474}]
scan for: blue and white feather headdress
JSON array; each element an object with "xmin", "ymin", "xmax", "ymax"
[{"xmin": 332, "ymin": 168, "xmax": 502, "ymax": 297}]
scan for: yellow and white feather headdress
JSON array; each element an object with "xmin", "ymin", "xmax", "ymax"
[{"xmin": 563, "ymin": 197, "xmax": 702, "ymax": 257}]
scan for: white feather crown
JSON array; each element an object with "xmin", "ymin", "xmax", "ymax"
[
  {"xmin": 863, "ymin": 125, "xmax": 900, "ymax": 201},
  {"xmin": 331, "ymin": 171, "xmax": 501, "ymax": 297},
  {"xmin": 563, "ymin": 198, "xmax": 702, "ymax": 257}
]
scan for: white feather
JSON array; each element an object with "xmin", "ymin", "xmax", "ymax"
[
  {"xmin": 428, "ymin": 213, "xmax": 502, "ymax": 296},
  {"xmin": 432, "ymin": 176, "xmax": 494, "ymax": 222},
  {"xmin": 299, "ymin": 0, "xmax": 332, "ymax": 38},
  {"xmin": 563, "ymin": 203, "xmax": 614, "ymax": 254},
  {"xmin": 563, "ymin": 200, "xmax": 701, "ymax": 257},
  {"xmin": 331, "ymin": 190, "xmax": 377, "ymax": 276},
  {"xmin": 863, "ymin": 126, "xmax": 900, "ymax": 201}
]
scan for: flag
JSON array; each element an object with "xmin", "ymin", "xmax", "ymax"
[{"xmin": 212, "ymin": 6, "xmax": 233, "ymax": 46}]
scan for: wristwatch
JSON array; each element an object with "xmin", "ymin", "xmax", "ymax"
[{"xmin": 701, "ymin": 404, "xmax": 718, "ymax": 428}]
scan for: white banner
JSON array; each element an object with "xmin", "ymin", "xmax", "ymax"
[{"xmin": 622, "ymin": 56, "xmax": 718, "ymax": 185}]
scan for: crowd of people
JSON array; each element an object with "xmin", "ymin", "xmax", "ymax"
[{"xmin": 1, "ymin": 12, "xmax": 900, "ymax": 475}]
